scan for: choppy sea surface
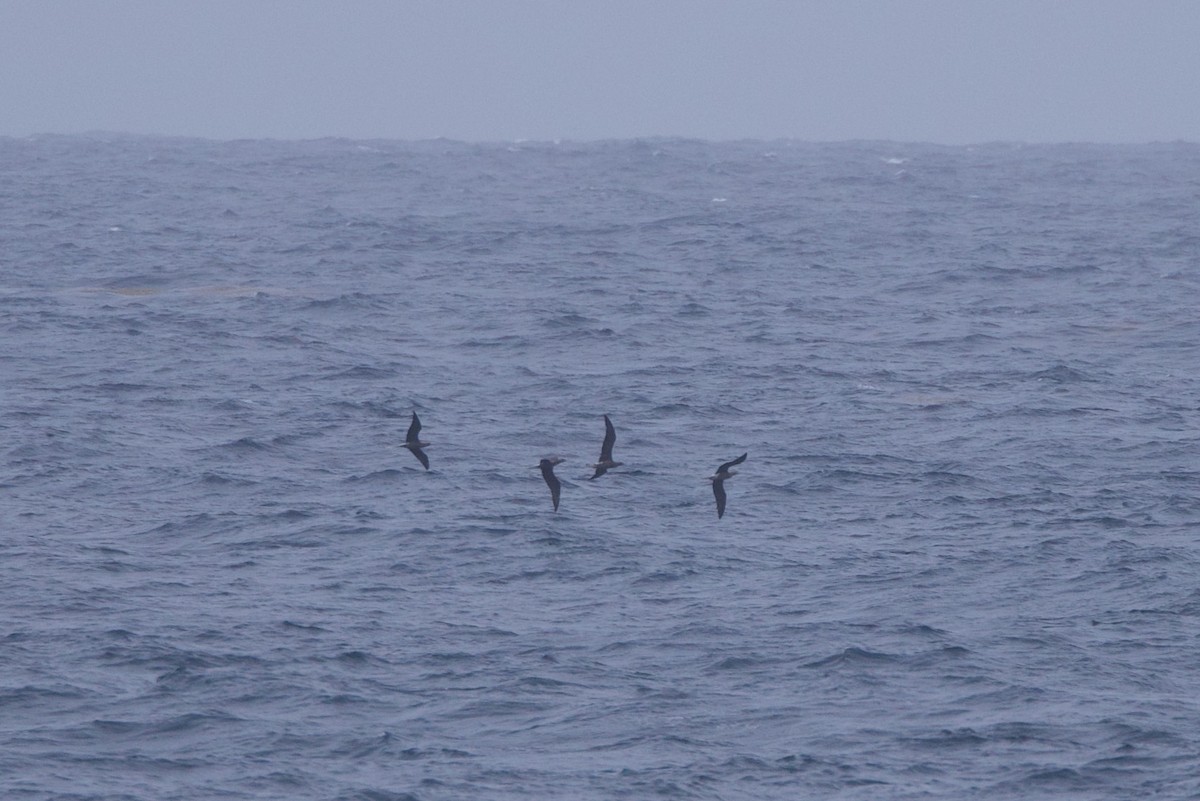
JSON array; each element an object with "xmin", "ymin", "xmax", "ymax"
[{"xmin": 2, "ymin": 134, "xmax": 1198, "ymax": 800}]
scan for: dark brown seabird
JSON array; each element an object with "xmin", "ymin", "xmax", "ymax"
[
  {"xmin": 589, "ymin": 414, "xmax": 623, "ymax": 479},
  {"xmin": 709, "ymin": 452, "xmax": 747, "ymax": 519},
  {"xmin": 403, "ymin": 412, "xmax": 430, "ymax": 470},
  {"xmin": 540, "ymin": 457, "xmax": 564, "ymax": 511}
]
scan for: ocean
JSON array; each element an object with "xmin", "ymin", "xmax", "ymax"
[{"xmin": 2, "ymin": 134, "xmax": 1198, "ymax": 799}]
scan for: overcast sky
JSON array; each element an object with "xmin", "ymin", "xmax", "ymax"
[{"xmin": 2, "ymin": 0, "xmax": 1198, "ymax": 143}]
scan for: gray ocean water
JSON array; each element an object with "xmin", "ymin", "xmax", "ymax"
[{"xmin": 2, "ymin": 134, "xmax": 1198, "ymax": 800}]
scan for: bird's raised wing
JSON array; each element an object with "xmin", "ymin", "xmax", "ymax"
[
  {"xmin": 716, "ymin": 452, "xmax": 747, "ymax": 475},
  {"xmin": 599, "ymin": 415, "xmax": 616, "ymax": 461}
]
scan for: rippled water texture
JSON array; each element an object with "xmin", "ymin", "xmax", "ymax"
[{"xmin": 2, "ymin": 136, "xmax": 1199, "ymax": 799}]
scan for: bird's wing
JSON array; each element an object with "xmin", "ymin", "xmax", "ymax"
[
  {"xmin": 406, "ymin": 412, "xmax": 422, "ymax": 443},
  {"xmin": 713, "ymin": 480, "xmax": 727, "ymax": 519},
  {"xmin": 411, "ymin": 447, "xmax": 430, "ymax": 470},
  {"xmin": 716, "ymin": 452, "xmax": 748, "ymax": 475},
  {"xmin": 541, "ymin": 462, "xmax": 562, "ymax": 511},
  {"xmin": 600, "ymin": 415, "xmax": 616, "ymax": 460}
]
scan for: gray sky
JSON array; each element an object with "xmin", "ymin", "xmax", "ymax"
[{"xmin": 3, "ymin": 0, "xmax": 1199, "ymax": 143}]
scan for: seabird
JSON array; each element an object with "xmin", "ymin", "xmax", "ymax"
[
  {"xmin": 589, "ymin": 414, "xmax": 623, "ymax": 479},
  {"xmin": 540, "ymin": 457, "xmax": 564, "ymax": 511},
  {"xmin": 709, "ymin": 452, "xmax": 747, "ymax": 519},
  {"xmin": 403, "ymin": 412, "xmax": 430, "ymax": 470}
]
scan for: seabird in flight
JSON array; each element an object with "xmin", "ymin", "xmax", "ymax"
[
  {"xmin": 540, "ymin": 457, "xmax": 564, "ymax": 511},
  {"xmin": 403, "ymin": 412, "xmax": 430, "ymax": 470},
  {"xmin": 589, "ymin": 414, "xmax": 623, "ymax": 479},
  {"xmin": 709, "ymin": 452, "xmax": 747, "ymax": 519}
]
